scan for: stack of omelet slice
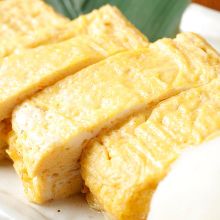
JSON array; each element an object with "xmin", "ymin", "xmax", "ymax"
[{"xmin": 1, "ymin": 1, "xmax": 219, "ymax": 220}]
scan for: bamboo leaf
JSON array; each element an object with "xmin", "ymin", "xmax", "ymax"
[{"xmin": 46, "ymin": 0, "xmax": 190, "ymax": 41}]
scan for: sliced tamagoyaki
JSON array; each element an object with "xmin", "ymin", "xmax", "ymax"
[
  {"xmin": 8, "ymin": 33, "xmax": 220, "ymax": 203},
  {"xmin": 0, "ymin": 2, "xmax": 148, "ymax": 160}
]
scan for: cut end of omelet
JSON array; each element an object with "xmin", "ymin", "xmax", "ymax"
[
  {"xmin": 81, "ymin": 79, "xmax": 220, "ymax": 220},
  {"xmin": 7, "ymin": 135, "xmax": 83, "ymax": 201},
  {"xmin": 8, "ymin": 117, "xmax": 83, "ymax": 203}
]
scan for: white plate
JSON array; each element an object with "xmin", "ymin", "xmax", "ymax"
[
  {"xmin": 0, "ymin": 161, "xmax": 104, "ymax": 220},
  {"xmin": 180, "ymin": 3, "xmax": 220, "ymax": 51},
  {"xmin": 148, "ymin": 137, "xmax": 220, "ymax": 220}
]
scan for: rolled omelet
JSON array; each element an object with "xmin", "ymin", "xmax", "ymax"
[
  {"xmin": 8, "ymin": 33, "xmax": 220, "ymax": 203},
  {"xmin": 0, "ymin": 3, "xmax": 148, "ymax": 159},
  {"xmin": 81, "ymin": 79, "xmax": 220, "ymax": 220},
  {"xmin": 0, "ymin": 3, "xmax": 147, "ymax": 59},
  {"xmin": 0, "ymin": 34, "xmax": 146, "ymax": 159},
  {"xmin": 0, "ymin": 0, "xmax": 69, "ymax": 58}
]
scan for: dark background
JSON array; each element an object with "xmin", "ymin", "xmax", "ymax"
[{"xmin": 193, "ymin": 0, "xmax": 220, "ymax": 10}]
